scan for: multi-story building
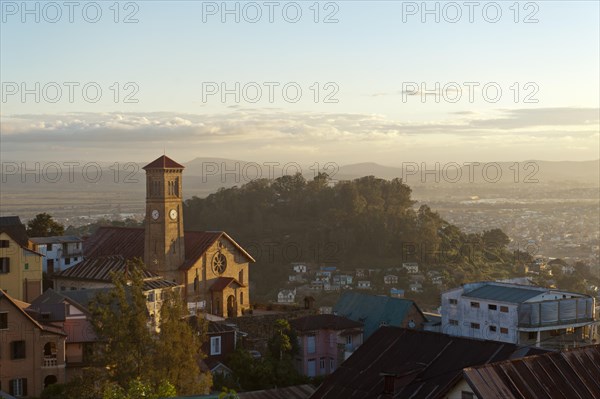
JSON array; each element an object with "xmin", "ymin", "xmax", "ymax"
[
  {"xmin": 442, "ymin": 281, "xmax": 597, "ymax": 349},
  {"xmin": 0, "ymin": 289, "xmax": 66, "ymax": 397},
  {"xmin": 30, "ymin": 236, "xmax": 84, "ymax": 275},
  {"xmin": 0, "ymin": 217, "xmax": 43, "ymax": 302},
  {"xmin": 27, "ymin": 289, "xmax": 96, "ymax": 381},
  {"xmin": 290, "ymin": 314, "xmax": 363, "ymax": 378}
]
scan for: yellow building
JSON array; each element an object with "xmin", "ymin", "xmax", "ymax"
[{"xmin": 0, "ymin": 217, "xmax": 43, "ymax": 303}]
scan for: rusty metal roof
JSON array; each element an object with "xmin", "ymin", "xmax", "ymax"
[
  {"xmin": 54, "ymin": 255, "xmax": 178, "ymax": 290},
  {"xmin": 83, "ymin": 227, "xmax": 253, "ymax": 270},
  {"xmin": 463, "ymin": 345, "xmax": 600, "ymax": 399},
  {"xmin": 142, "ymin": 155, "xmax": 185, "ymax": 170},
  {"xmin": 209, "ymin": 277, "xmax": 243, "ymax": 291},
  {"xmin": 311, "ymin": 326, "xmax": 546, "ymax": 399}
]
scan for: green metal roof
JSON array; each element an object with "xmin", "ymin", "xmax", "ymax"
[
  {"xmin": 464, "ymin": 285, "xmax": 543, "ymax": 303},
  {"xmin": 333, "ymin": 292, "xmax": 421, "ymax": 338}
]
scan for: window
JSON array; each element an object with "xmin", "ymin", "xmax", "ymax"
[
  {"xmin": 449, "ymin": 319, "xmax": 458, "ymax": 326},
  {"xmin": 147, "ymin": 292, "xmax": 155, "ymax": 302},
  {"xmin": 307, "ymin": 335, "xmax": 316, "ymax": 354},
  {"xmin": 0, "ymin": 312, "xmax": 7, "ymax": 329},
  {"xmin": 470, "ymin": 302, "xmax": 480, "ymax": 308},
  {"xmin": 11, "ymin": 341, "xmax": 26, "ymax": 359},
  {"xmin": 0, "ymin": 258, "xmax": 10, "ymax": 274},
  {"xmin": 470, "ymin": 323, "xmax": 480, "ymax": 329},
  {"xmin": 0, "ymin": 240, "xmax": 9, "ymax": 248},
  {"xmin": 461, "ymin": 392, "xmax": 474, "ymax": 399},
  {"xmin": 500, "ymin": 306, "xmax": 509, "ymax": 313},
  {"xmin": 500, "ymin": 327, "xmax": 509, "ymax": 335},
  {"xmin": 330, "ymin": 358, "xmax": 335, "ymax": 371},
  {"xmin": 448, "ymin": 298, "xmax": 458, "ymax": 305},
  {"xmin": 489, "ymin": 325, "xmax": 497, "ymax": 332},
  {"xmin": 65, "ymin": 257, "xmax": 71, "ymax": 265},
  {"xmin": 346, "ymin": 335, "xmax": 353, "ymax": 345},
  {"xmin": 239, "ymin": 270, "xmax": 244, "ymax": 285},
  {"xmin": 210, "ymin": 336, "xmax": 221, "ymax": 355},
  {"xmin": 320, "ymin": 357, "xmax": 326, "ymax": 370},
  {"xmin": 528, "ymin": 332, "xmax": 537, "ymax": 340},
  {"xmin": 488, "ymin": 304, "xmax": 497, "ymax": 310},
  {"xmin": 9, "ymin": 378, "xmax": 27, "ymax": 397},
  {"xmin": 307, "ymin": 359, "xmax": 316, "ymax": 377},
  {"xmin": 240, "ymin": 292, "xmax": 244, "ymax": 305}
]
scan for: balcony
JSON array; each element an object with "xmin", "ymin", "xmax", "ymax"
[
  {"xmin": 42, "ymin": 356, "xmax": 60, "ymax": 367},
  {"xmin": 517, "ymin": 298, "xmax": 596, "ymax": 329}
]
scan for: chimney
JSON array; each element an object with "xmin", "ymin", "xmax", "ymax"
[{"xmin": 380, "ymin": 372, "xmax": 397, "ymax": 398}]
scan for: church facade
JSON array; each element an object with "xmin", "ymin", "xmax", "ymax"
[{"xmin": 55, "ymin": 155, "xmax": 253, "ymax": 318}]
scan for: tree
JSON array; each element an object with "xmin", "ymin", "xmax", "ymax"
[
  {"xmin": 88, "ymin": 259, "xmax": 155, "ymax": 389},
  {"xmin": 26, "ymin": 213, "xmax": 64, "ymax": 237},
  {"xmin": 152, "ymin": 289, "xmax": 212, "ymax": 395}
]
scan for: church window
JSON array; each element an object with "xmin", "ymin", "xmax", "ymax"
[
  {"xmin": 174, "ymin": 178, "xmax": 180, "ymax": 197},
  {"xmin": 238, "ymin": 270, "xmax": 244, "ymax": 285},
  {"xmin": 212, "ymin": 253, "xmax": 227, "ymax": 275},
  {"xmin": 194, "ymin": 276, "xmax": 199, "ymax": 292},
  {"xmin": 240, "ymin": 292, "xmax": 244, "ymax": 305}
]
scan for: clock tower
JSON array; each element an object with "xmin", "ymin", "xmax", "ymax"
[{"xmin": 143, "ymin": 155, "xmax": 186, "ymax": 281}]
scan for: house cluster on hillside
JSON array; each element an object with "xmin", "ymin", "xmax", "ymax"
[{"xmin": 277, "ymin": 261, "xmax": 443, "ymax": 304}]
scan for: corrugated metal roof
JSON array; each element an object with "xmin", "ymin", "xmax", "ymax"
[
  {"xmin": 238, "ymin": 384, "xmax": 315, "ymax": 399},
  {"xmin": 30, "ymin": 235, "xmax": 82, "ymax": 244},
  {"xmin": 333, "ymin": 292, "xmax": 423, "ymax": 338},
  {"xmin": 310, "ymin": 327, "xmax": 546, "ymax": 399},
  {"xmin": 463, "ymin": 345, "xmax": 600, "ymax": 399},
  {"xmin": 83, "ymin": 227, "xmax": 254, "ymax": 270},
  {"xmin": 54, "ymin": 255, "xmax": 178, "ymax": 290},
  {"xmin": 464, "ymin": 284, "xmax": 544, "ymax": 303}
]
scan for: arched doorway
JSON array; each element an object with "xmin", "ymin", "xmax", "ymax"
[
  {"xmin": 227, "ymin": 295, "xmax": 235, "ymax": 318},
  {"xmin": 44, "ymin": 375, "xmax": 57, "ymax": 388}
]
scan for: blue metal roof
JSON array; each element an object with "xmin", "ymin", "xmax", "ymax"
[
  {"xmin": 463, "ymin": 284, "xmax": 543, "ymax": 303},
  {"xmin": 333, "ymin": 292, "xmax": 420, "ymax": 338}
]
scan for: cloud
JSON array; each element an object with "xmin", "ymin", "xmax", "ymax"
[{"xmin": 1, "ymin": 108, "xmax": 598, "ymax": 163}]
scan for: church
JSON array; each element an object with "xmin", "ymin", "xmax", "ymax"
[{"xmin": 53, "ymin": 155, "xmax": 254, "ymax": 318}]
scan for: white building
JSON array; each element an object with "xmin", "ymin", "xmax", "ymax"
[
  {"xmin": 277, "ymin": 288, "xmax": 296, "ymax": 303},
  {"xmin": 30, "ymin": 236, "xmax": 84, "ymax": 274},
  {"xmin": 383, "ymin": 275, "xmax": 398, "ymax": 285},
  {"xmin": 441, "ymin": 281, "xmax": 597, "ymax": 349},
  {"xmin": 292, "ymin": 263, "xmax": 307, "ymax": 273},
  {"xmin": 402, "ymin": 262, "xmax": 419, "ymax": 274}
]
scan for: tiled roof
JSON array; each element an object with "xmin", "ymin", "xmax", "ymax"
[
  {"xmin": 83, "ymin": 227, "xmax": 253, "ymax": 270},
  {"xmin": 290, "ymin": 314, "xmax": 363, "ymax": 332},
  {"xmin": 209, "ymin": 277, "xmax": 244, "ymax": 291},
  {"xmin": 464, "ymin": 284, "xmax": 545, "ymax": 303},
  {"xmin": 311, "ymin": 327, "xmax": 546, "ymax": 399},
  {"xmin": 142, "ymin": 155, "xmax": 185, "ymax": 170},
  {"xmin": 463, "ymin": 345, "xmax": 600, "ymax": 399},
  {"xmin": 54, "ymin": 255, "xmax": 178, "ymax": 290},
  {"xmin": 333, "ymin": 292, "xmax": 424, "ymax": 338}
]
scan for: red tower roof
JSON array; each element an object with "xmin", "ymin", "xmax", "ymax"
[{"xmin": 143, "ymin": 155, "xmax": 185, "ymax": 170}]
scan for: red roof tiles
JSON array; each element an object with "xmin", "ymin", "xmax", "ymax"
[{"xmin": 142, "ymin": 155, "xmax": 185, "ymax": 170}]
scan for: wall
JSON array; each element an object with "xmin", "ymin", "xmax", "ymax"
[{"xmin": 0, "ymin": 232, "xmax": 43, "ymax": 302}]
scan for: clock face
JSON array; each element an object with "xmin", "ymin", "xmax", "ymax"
[
  {"xmin": 151, "ymin": 209, "xmax": 159, "ymax": 220},
  {"xmin": 169, "ymin": 209, "xmax": 178, "ymax": 220}
]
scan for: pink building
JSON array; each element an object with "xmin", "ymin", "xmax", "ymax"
[{"xmin": 290, "ymin": 314, "xmax": 363, "ymax": 377}]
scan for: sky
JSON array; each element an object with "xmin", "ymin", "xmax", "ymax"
[{"xmin": 1, "ymin": 0, "xmax": 599, "ymax": 165}]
